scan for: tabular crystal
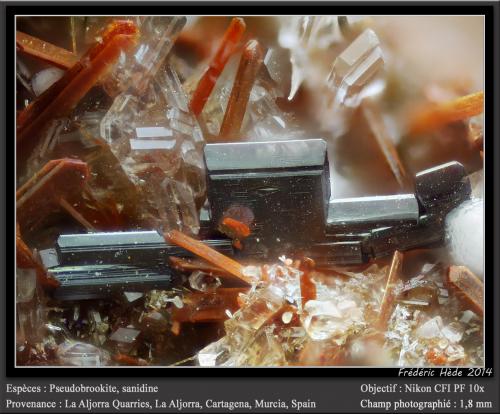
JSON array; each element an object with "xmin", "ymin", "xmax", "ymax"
[
  {"xmin": 57, "ymin": 340, "xmax": 110, "ymax": 366},
  {"xmin": 326, "ymin": 29, "xmax": 384, "ymax": 109},
  {"xmin": 204, "ymin": 139, "xmax": 330, "ymax": 247}
]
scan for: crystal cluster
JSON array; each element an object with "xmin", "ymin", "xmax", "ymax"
[
  {"xmin": 384, "ymin": 264, "xmax": 483, "ymax": 366},
  {"xmin": 100, "ymin": 61, "xmax": 204, "ymax": 233},
  {"xmin": 198, "ymin": 261, "xmax": 385, "ymax": 366}
]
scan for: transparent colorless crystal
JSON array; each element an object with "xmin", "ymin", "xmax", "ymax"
[
  {"xmin": 100, "ymin": 63, "xmax": 205, "ymax": 232},
  {"xmin": 124, "ymin": 291, "xmax": 144, "ymax": 303},
  {"xmin": 161, "ymin": 177, "xmax": 200, "ymax": 235},
  {"xmin": 108, "ymin": 327, "xmax": 141, "ymax": 344},
  {"xmin": 302, "ymin": 298, "xmax": 363, "ymax": 342},
  {"xmin": 146, "ymin": 290, "xmax": 183, "ymax": 310},
  {"xmin": 233, "ymin": 327, "xmax": 287, "ymax": 366},
  {"xmin": 460, "ymin": 310, "xmax": 479, "ymax": 324},
  {"xmin": 445, "ymin": 344, "xmax": 466, "ymax": 362},
  {"xmin": 442, "ymin": 322, "xmax": 464, "ymax": 344},
  {"xmin": 261, "ymin": 47, "xmax": 291, "ymax": 99},
  {"xmin": 89, "ymin": 310, "xmax": 109, "ymax": 335},
  {"xmin": 199, "ymin": 54, "xmax": 239, "ymax": 136},
  {"xmin": 57, "ymin": 341, "xmax": 110, "ymax": 366},
  {"xmin": 245, "ymin": 82, "xmax": 303, "ymax": 142},
  {"xmin": 106, "ymin": 16, "xmax": 187, "ymax": 95},
  {"xmin": 197, "ymin": 337, "xmax": 232, "ymax": 366},
  {"xmin": 326, "ymin": 29, "xmax": 384, "ymax": 109},
  {"xmin": 468, "ymin": 169, "xmax": 483, "ymax": 199},
  {"xmin": 278, "ymin": 16, "xmax": 344, "ymax": 100},
  {"xmin": 241, "ymin": 265, "xmax": 262, "ymax": 283},
  {"xmin": 188, "ymin": 271, "xmax": 221, "ymax": 292},
  {"xmin": 16, "ymin": 268, "xmax": 37, "ymax": 303},
  {"xmin": 224, "ymin": 287, "xmax": 284, "ymax": 349},
  {"xmin": 415, "ymin": 316, "xmax": 443, "ymax": 339}
]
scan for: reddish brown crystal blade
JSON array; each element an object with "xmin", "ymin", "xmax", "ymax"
[
  {"xmin": 264, "ymin": 304, "xmax": 300, "ymax": 333},
  {"xmin": 58, "ymin": 197, "xmax": 96, "ymax": 231},
  {"xmin": 300, "ymin": 272, "xmax": 317, "ymax": 306},
  {"xmin": 425, "ymin": 349, "xmax": 450, "ymax": 365},
  {"xmin": 218, "ymin": 39, "xmax": 264, "ymax": 140},
  {"xmin": 17, "ymin": 33, "xmax": 137, "ymax": 147},
  {"xmin": 65, "ymin": 187, "xmax": 125, "ymax": 231},
  {"xmin": 189, "ymin": 17, "xmax": 246, "ymax": 116},
  {"xmin": 86, "ymin": 20, "xmax": 139, "ymax": 61},
  {"xmin": 17, "ymin": 63, "xmax": 84, "ymax": 133},
  {"xmin": 171, "ymin": 288, "xmax": 247, "ymax": 323},
  {"xmin": 168, "ymin": 256, "xmax": 235, "ymax": 279},
  {"xmin": 165, "ymin": 230, "xmax": 251, "ymax": 283},
  {"xmin": 408, "ymin": 91, "xmax": 484, "ymax": 135},
  {"xmin": 362, "ymin": 99, "xmax": 409, "ymax": 188},
  {"xmin": 377, "ymin": 250, "xmax": 403, "ymax": 329},
  {"xmin": 299, "ymin": 258, "xmax": 317, "ymax": 306},
  {"xmin": 112, "ymin": 353, "xmax": 148, "ymax": 366},
  {"xmin": 17, "ymin": 159, "xmax": 89, "ymax": 232},
  {"xmin": 446, "ymin": 265, "xmax": 484, "ymax": 316},
  {"xmin": 16, "ymin": 30, "xmax": 78, "ymax": 70},
  {"xmin": 17, "ymin": 21, "xmax": 138, "ymax": 136}
]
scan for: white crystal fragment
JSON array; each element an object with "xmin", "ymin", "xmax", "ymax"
[
  {"xmin": 421, "ymin": 263, "xmax": 436, "ymax": 274},
  {"xmin": 416, "ymin": 316, "xmax": 443, "ymax": 339},
  {"xmin": 129, "ymin": 139, "xmax": 176, "ymax": 150},
  {"xmin": 172, "ymin": 296, "xmax": 184, "ymax": 309},
  {"xmin": 124, "ymin": 292, "xmax": 143, "ymax": 303},
  {"xmin": 281, "ymin": 311, "xmax": 293, "ymax": 324},
  {"xmin": 31, "ymin": 68, "xmax": 64, "ymax": 96},
  {"xmin": 446, "ymin": 198, "xmax": 484, "ymax": 278},
  {"xmin": 197, "ymin": 337, "xmax": 232, "ymax": 367},
  {"xmin": 445, "ymin": 344, "xmax": 465, "ymax": 362},
  {"xmin": 460, "ymin": 310, "xmax": 479, "ymax": 324},
  {"xmin": 303, "ymin": 299, "xmax": 363, "ymax": 341},
  {"xmin": 135, "ymin": 126, "xmax": 173, "ymax": 138},
  {"xmin": 242, "ymin": 265, "xmax": 262, "ymax": 281},
  {"xmin": 442, "ymin": 323, "xmax": 463, "ymax": 344},
  {"xmin": 57, "ymin": 341, "xmax": 109, "ymax": 366}
]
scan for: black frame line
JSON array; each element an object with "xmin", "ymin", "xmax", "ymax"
[{"xmin": 4, "ymin": 2, "xmax": 497, "ymax": 379}]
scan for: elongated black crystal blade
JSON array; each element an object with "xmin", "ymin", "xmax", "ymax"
[
  {"xmin": 55, "ymin": 231, "xmax": 233, "ymax": 266},
  {"xmin": 48, "ymin": 264, "xmax": 173, "ymax": 301},
  {"xmin": 326, "ymin": 194, "xmax": 419, "ymax": 232},
  {"xmin": 368, "ymin": 214, "xmax": 445, "ymax": 258},
  {"xmin": 415, "ymin": 161, "xmax": 471, "ymax": 214}
]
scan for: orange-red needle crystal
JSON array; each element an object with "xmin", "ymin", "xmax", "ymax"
[{"xmin": 189, "ymin": 17, "xmax": 246, "ymax": 116}]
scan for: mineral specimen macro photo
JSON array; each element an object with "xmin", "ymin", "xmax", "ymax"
[{"xmin": 15, "ymin": 15, "xmax": 484, "ymax": 367}]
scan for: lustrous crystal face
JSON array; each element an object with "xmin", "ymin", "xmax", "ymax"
[{"xmin": 16, "ymin": 16, "xmax": 484, "ymax": 367}]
